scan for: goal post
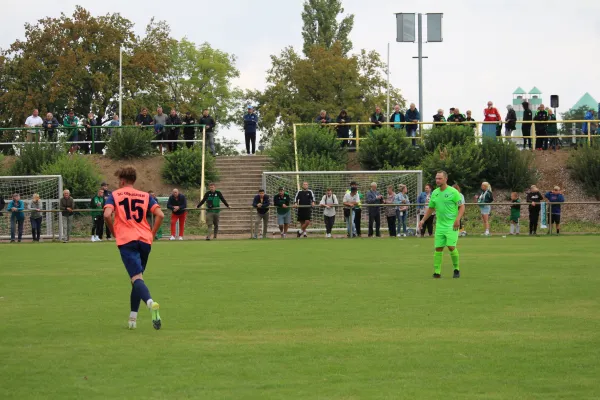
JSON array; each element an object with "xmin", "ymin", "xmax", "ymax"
[
  {"xmin": 263, "ymin": 170, "xmax": 423, "ymax": 234},
  {"xmin": 0, "ymin": 175, "xmax": 63, "ymax": 240}
]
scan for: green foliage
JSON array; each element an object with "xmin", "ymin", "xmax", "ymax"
[
  {"xmin": 422, "ymin": 125, "xmax": 476, "ymax": 154},
  {"xmin": 358, "ymin": 128, "xmax": 422, "ymax": 170},
  {"xmin": 301, "ymin": 0, "xmax": 354, "ymax": 56},
  {"xmin": 559, "ymin": 105, "xmax": 594, "ymax": 135},
  {"xmin": 9, "ymin": 143, "xmax": 62, "ymax": 175},
  {"xmin": 41, "ymin": 155, "xmax": 102, "ymax": 197},
  {"xmin": 421, "ymin": 143, "xmax": 485, "ymax": 190},
  {"xmin": 105, "ymin": 127, "xmax": 155, "ymax": 160},
  {"xmin": 161, "ymin": 147, "xmax": 218, "ymax": 188},
  {"xmin": 215, "ymin": 137, "xmax": 240, "ymax": 156},
  {"xmin": 481, "ymin": 140, "xmax": 538, "ymax": 191},
  {"xmin": 567, "ymin": 144, "xmax": 600, "ymax": 199},
  {"xmin": 269, "ymin": 126, "xmax": 348, "ymax": 171}
]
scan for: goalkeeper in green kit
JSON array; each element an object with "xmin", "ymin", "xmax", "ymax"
[{"xmin": 418, "ymin": 171, "xmax": 465, "ymax": 278}]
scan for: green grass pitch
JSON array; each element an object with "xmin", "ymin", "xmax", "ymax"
[{"xmin": 1, "ymin": 236, "xmax": 599, "ymax": 399}]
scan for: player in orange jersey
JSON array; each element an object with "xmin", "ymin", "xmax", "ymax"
[{"xmin": 104, "ymin": 166, "xmax": 165, "ymax": 330}]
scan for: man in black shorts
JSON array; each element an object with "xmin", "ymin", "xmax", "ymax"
[{"xmin": 295, "ymin": 181, "xmax": 315, "ymax": 238}]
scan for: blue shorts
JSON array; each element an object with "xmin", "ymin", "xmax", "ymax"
[{"xmin": 118, "ymin": 240, "xmax": 152, "ymax": 278}]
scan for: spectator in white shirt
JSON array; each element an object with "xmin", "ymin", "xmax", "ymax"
[
  {"xmin": 319, "ymin": 188, "xmax": 338, "ymax": 238},
  {"xmin": 343, "ymin": 186, "xmax": 360, "ymax": 238},
  {"xmin": 25, "ymin": 109, "xmax": 44, "ymax": 142}
]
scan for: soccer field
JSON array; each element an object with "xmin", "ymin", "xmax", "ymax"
[{"xmin": 1, "ymin": 237, "xmax": 599, "ymax": 400}]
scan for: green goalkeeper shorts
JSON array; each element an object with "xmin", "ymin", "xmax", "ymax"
[{"xmin": 434, "ymin": 229, "xmax": 459, "ymax": 248}]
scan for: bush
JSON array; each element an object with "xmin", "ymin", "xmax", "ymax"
[
  {"xmin": 41, "ymin": 155, "xmax": 103, "ymax": 198},
  {"xmin": 358, "ymin": 128, "xmax": 423, "ymax": 170},
  {"xmin": 269, "ymin": 126, "xmax": 347, "ymax": 171},
  {"xmin": 161, "ymin": 147, "xmax": 218, "ymax": 188},
  {"xmin": 421, "ymin": 142, "xmax": 485, "ymax": 191},
  {"xmin": 481, "ymin": 140, "xmax": 538, "ymax": 191},
  {"xmin": 9, "ymin": 143, "xmax": 62, "ymax": 175},
  {"xmin": 567, "ymin": 144, "xmax": 600, "ymax": 199},
  {"xmin": 106, "ymin": 127, "xmax": 155, "ymax": 160},
  {"xmin": 422, "ymin": 125, "xmax": 476, "ymax": 154}
]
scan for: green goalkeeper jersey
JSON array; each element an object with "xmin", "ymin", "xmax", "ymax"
[{"xmin": 428, "ymin": 186, "xmax": 463, "ymax": 232}]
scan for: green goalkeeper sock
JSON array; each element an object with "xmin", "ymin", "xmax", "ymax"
[
  {"xmin": 450, "ymin": 248, "xmax": 460, "ymax": 270},
  {"xmin": 434, "ymin": 251, "xmax": 443, "ymax": 275}
]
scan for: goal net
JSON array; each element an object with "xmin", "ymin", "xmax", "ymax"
[
  {"xmin": 263, "ymin": 170, "xmax": 423, "ymax": 235},
  {"xmin": 0, "ymin": 175, "xmax": 63, "ymax": 240}
]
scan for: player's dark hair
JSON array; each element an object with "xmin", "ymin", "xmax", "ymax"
[{"xmin": 115, "ymin": 166, "xmax": 137, "ymax": 184}]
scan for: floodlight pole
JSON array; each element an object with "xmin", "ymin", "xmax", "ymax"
[
  {"xmin": 386, "ymin": 42, "xmax": 391, "ymax": 118},
  {"xmin": 417, "ymin": 14, "xmax": 423, "ymax": 131},
  {"xmin": 119, "ymin": 46, "xmax": 123, "ymax": 122}
]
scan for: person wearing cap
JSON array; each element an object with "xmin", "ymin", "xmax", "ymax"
[
  {"xmin": 343, "ymin": 186, "xmax": 360, "ymax": 238},
  {"xmin": 243, "ymin": 105, "xmax": 258, "ymax": 155},
  {"xmin": 252, "ymin": 189, "xmax": 270, "ymax": 239},
  {"xmin": 199, "ymin": 109, "xmax": 216, "ymax": 155},
  {"xmin": 336, "ymin": 109, "xmax": 352, "ymax": 147},
  {"xmin": 182, "ymin": 112, "xmax": 196, "ymax": 149},
  {"xmin": 526, "ymin": 185, "xmax": 544, "ymax": 235},
  {"xmin": 101, "ymin": 182, "xmax": 113, "ymax": 240},
  {"xmin": 545, "ymin": 186, "xmax": 565, "ymax": 234},
  {"xmin": 345, "ymin": 181, "xmax": 363, "ymax": 237},
  {"xmin": 273, "ymin": 187, "xmax": 292, "ymax": 238}
]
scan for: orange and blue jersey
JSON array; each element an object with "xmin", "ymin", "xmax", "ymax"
[{"xmin": 104, "ymin": 187, "xmax": 159, "ymax": 246}]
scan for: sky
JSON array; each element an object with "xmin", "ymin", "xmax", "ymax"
[{"xmin": 2, "ymin": 0, "xmax": 600, "ymax": 146}]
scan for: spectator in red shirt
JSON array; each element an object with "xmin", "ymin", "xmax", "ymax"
[{"xmin": 483, "ymin": 101, "xmax": 501, "ymax": 140}]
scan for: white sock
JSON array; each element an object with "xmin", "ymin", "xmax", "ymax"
[
  {"xmin": 129, "ymin": 311, "xmax": 138, "ymax": 320},
  {"xmin": 485, "ymin": 230, "xmax": 489, "ymax": 234},
  {"xmin": 509, "ymin": 225, "xmax": 514, "ymax": 234},
  {"xmin": 146, "ymin": 299, "xmax": 154, "ymax": 309},
  {"xmin": 516, "ymin": 224, "xmax": 520, "ymax": 233}
]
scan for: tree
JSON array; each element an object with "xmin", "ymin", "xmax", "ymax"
[
  {"xmin": 559, "ymin": 105, "xmax": 595, "ymax": 136},
  {"xmin": 301, "ymin": 0, "xmax": 354, "ymax": 56},
  {"xmin": 0, "ymin": 6, "xmax": 171, "ymax": 125},
  {"xmin": 252, "ymin": 43, "xmax": 405, "ymax": 145},
  {"xmin": 164, "ymin": 38, "xmax": 242, "ymax": 127}
]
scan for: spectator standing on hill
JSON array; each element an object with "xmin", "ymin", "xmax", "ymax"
[
  {"xmin": 273, "ymin": 187, "xmax": 292, "ymax": 238},
  {"xmin": 433, "ymin": 109, "xmax": 446, "ymax": 128},
  {"xmin": 43, "ymin": 112, "xmax": 59, "ymax": 142},
  {"xmin": 167, "ymin": 188, "xmax": 187, "ymax": 241},
  {"xmin": 253, "ymin": 189, "xmax": 270, "ymax": 239},
  {"xmin": 29, "ymin": 193, "xmax": 43, "ymax": 242},
  {"xmin": 136, "ymin": 107, "xmax": 153, "ymax": 128},
  {"xmin": 90, "ymin": 188, "xmax": 105, "ymax": 242},
  {"xmin": 505, "ymin": 105, "xmax": 517, "ymax": 137},
  {"xmin": 166, "ymin": 109, "xmax": 182, "ymax": 153},
  {"xmin": 390, "ymin": 104, "xmax": 405, "ymax": 129},
  {"xmin": 417, "ymin": 184, "xmax": 434, "ymax": 237},
  {"xmin": 582, "ymin": 110, "xmax": 595, "ymax": 145},
  {"xmin": 59, "ymin": 189, "xmax": 74, "ymax": 243},
  {"xmin": 475, "ymin": 181, "xmax": 494, "ymax": 236},
  {"xmin": 405, "ymin": 103, "xmax": 420, "ymax": 146},
  {"xmin": 384, "ymin": 185, "xmax": 397, "ymax": 237},
  {"xmin": 447, "ymin": 108, "xmax": 466, "ymax": 124},
  {"xmin": 319, "ymin": 188, "xmax": 338, "ymax": 238},
  {"xmin": 336, "ymin": 109, "xmax": 351, "ymax": 148},
  {"xmin": 522, "ymin": 101, "xmax": 533, "ymax": 150},
  {"xmin": 243, "ymin": 106, "xmax": 258, "ymax": 155},
  {"xmin": 8, "ymin": 193, "xmax": 25, "ymax": 243},
  {"xmin": 366, "ymin": 182, "xmax": 383, "ymax": 237},
  {"xmin": 82, "ymin": 112, "xmax": 98, "ymax": 154},
  {"xmin": 466, "ymin": 110, "xmax": 476, "ymax": 129},
  {"xmin": 526, "ymin": 185, "xmax": 543, "ymax": 235},
  {"xmin": 343, "ymin": 186, "xmax": 359, "ymax": 238},
  {"xmin": 153, "ymin": 107, "xmax": 168, "ymax": 154},
  {"xmin": 182, "ymin": 112, "xmax": 196, "ymax": 149},
  {"xmin": 25, "ymin": 109, "xmax": 43, "ymax": 142},
  {"xmin": 509, "ymin": 192, "xmax": 521, "ymax": 235},
  {"xmin": 395, "ymin": 184, "xmax": 409, "ymax": 237},
  {"xmin": 371, "ymin": 106, "xmax": 385, "ymax": 130},
  {"xmin": 545, "ymin": 186, "xmax": 565, "ymax": 234},
  {"xmin": 547, "ymin": 108, "xmax": 558, "ymax": 151},
  {"xmin": 197, "ymin": 183, "xmax": 230, "ymax": 241},
  {"xmin": 63, "ymin": 110, "xmax": 79, "ymax": 154},
  {"xmin": 199, "ymin": 109, "xmax": 216, "ymax": 155},
  {"xmin": 483, "ymin": 101, "xmax": 501, "ymax": 140},
  {"xmin": 534, "ymin": 104, "xmax": 549, "ymax": 150},
  {"xmin": 294, "ymin": 181, "xmax": 315, "ymax": 238},
  {"xmin": 315, "ymin": 110, "xmax": 331, "ymax": 126},
  {"xmin": 101, "ymin": 182, "xmax": 113, "ymax": 240}
]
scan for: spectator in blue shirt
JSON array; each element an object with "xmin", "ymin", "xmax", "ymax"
[
  {"xmin": 545, "ymin": 186, "xmax": 565, "ymax": 234},
  {"xmin": 7, "ymin": 193, "xmax": 25, "ymax": 243},
  {"xmin": 404, "ymin": 103, "xmax": 421, "ymax": 146},
  {"xmin": 243, "ymin": 105, "xmax": 259, "ymax": 155}
]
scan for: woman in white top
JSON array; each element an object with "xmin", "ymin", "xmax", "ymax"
[
  {"xmin": 319, "ymin": 188, "xmax": 338, "ymax": 238},
  {"xmin": 395, "ymin": 184, "xmax": 410, "ymax": 237}
]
